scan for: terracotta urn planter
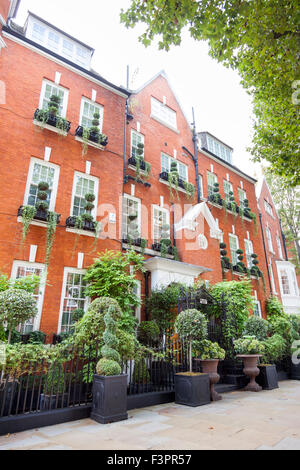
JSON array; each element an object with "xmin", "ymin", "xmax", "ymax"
[
  {"xmin": 237, "ymin": 355, "xmax": 262, "ymax": 392},
  {"xmin": 200, "ymin": 359, "xmax": 222, "ymax": 401}
]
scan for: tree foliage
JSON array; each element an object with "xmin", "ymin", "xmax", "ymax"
[
  {"xmin": 264, "ymin": 167, "xmax": 300, "ymax": 273},
  {"xmin": 84, "ymin": 250, "xmax": 145, "ymax": 316},
  {"xmin": 121, "ymin": 0, "xmax": 300, "ymax": 184}
]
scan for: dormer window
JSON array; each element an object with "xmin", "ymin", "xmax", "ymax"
[
  {"xmin": 26, "ymin": 15, "xmax": 92, "ymax": 69},
  {"xmin": 151, "ymin": 97, "xmax": 177, "ymax": 130}
]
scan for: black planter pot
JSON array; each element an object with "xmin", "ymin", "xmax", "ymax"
[
  {"xmin": 152, "ymin": 243, "xmax": 174, "ymax": 256},
  {"xmin": 257, "ymin": 365, "xmax": 279, "ymax": 390},
  {"xmin": 75, "ymin": 126, "xmax": 108, "ymax": 146},
  {"xmin": 209, "ymin": 194, "xmax": 223, "ymax": 206},
  {"xmin": 291, "ymin": 362, "xmax": 300, "ymax": 380},
  {"xmin": 178, "ymin": 178, "xmax": 185, "ymax": 190},
  {"xmin": 174, "ymin": 373, "xmax": 210, "ymax": 407},
  {"xmin": 91, "ymin": 374, "xmax": 128, "ymax": 424},
  {"xmin": 275, "ymin": 360, "xmax": 291, "ymax": 381},
  {"xmin": 34, "ymin": 109, "xmax": 71, "ymax": 132},
  {"xmin": 18, "ymin": 206, "xmax": 61, "ymax": 224},
  {"xmin": 66, "ymin": 216, "xmax": 96, "ymax": 232},
  {"xmin": 159, "ymin": 171, "xmax": 169, "ymax": 182},
  {"xmin": 128, "ymin": 157, "xmax": 146, "ymax": 171}
]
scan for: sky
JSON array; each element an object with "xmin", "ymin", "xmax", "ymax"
[{"xmin": 15, "ymin": 0, "xmax": 262, "ymax": 180}]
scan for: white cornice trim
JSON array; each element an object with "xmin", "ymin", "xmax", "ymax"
[
  {"xmin": 199, "ymin": 148, "xmax": 256, "ymax": 184},
  {"xmin": 2, "ymin": 31, "xmax": 128, "ymax": 99},
  {"xmin": 0, "ymin": 36, "xmax": 6, "ymax": 48}
]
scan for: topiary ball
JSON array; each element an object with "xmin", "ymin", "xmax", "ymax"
[
  {"xmin": 101, "ymin": 345, "xmax": 121, "ymax": 363},
  {"xmin": 96, "ymin": 358, "xmax": 121, "ymax": 377}
]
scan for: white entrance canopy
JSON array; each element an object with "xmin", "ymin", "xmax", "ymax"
[
  {"xmin": 144, "ymin": 257, "xmax": 211, "ymax": 290},
  {"xmin": 175, "ymin": 202, "xmax": 222, "ymax": 240}
]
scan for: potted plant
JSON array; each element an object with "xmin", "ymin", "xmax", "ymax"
[
  {"xmin": 91, "ymin": 305, "xmax": 128, "ymax": 424},
  {"xmin": 234, "ymin": 336, "xmax": 265, "ymax": 392},
  {"xmin": 174, "ymin": 309, "xmax": 210, "ymax": 407},
  {"xmin": 168, "ymin": 161, "xmax": 180, "ymax": 200},
  {"xmin": 209, "ymin": 182, "xmax": 222, "ymax": 206},
  {"xmin": 193, "ymin": 339, "xmax": 225, "ymax": 401},
  {"xmin": 256, "ymin": 333, "xmax": 286, "ymax": 390}
]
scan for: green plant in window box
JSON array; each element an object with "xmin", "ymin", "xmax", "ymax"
[
  {"xmin": 135, "ymin": 142, "xmax": 144, "ymax": 179},
  {"xmin": 81, "ymin": 213, "xmax": 94, "ymax": 223},
  {"xmin": 45, "ymin": 211, "xmax": 58, "ymax": 267},
  {"xmin": 36, "ymin": 201, "xmax": 49, "ymax": 212},
  {"xmin": 20, "ymin": 205, "xmax": 37, "ymax": 244},
  {"xmin": 168, "ymin": 161, "xmax": 179, "ymax": 200},
  {"xmin": 184, "ymin": 181, "xmax": 195, "ymax": 201}
]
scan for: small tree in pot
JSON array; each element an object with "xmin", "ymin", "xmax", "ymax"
[
  {"xmin": 174, "ymin": 309, "xmax": 210, "ymax": 406},
  {"xmin": 234, "ymin": 336, "xmax": 265, "ymax": 392},
  {"xmin": 91, "ymin": 304, "xmax": 128, "ymax": 424},
  {"xmin": 193, "ymin": 339, "xmax": 225, "ymax": 401}
]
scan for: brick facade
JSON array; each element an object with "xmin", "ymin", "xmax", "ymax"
[{"xmin": 0, "ymin": 13, "xmax": 280, "ymax": 341}]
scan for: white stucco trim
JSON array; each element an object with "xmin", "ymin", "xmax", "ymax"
[{"xmin": 144, "ymin": 257, "xmax": 211, "ymax": 290}]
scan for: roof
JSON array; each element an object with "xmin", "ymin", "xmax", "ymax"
[
  {"xmin": 130, "ymin": 70, "xmax": 193, "ymax": 135},
  {"xmin": 3, "ymin": 24, "xmax": 130, "ymax": 98},
  {"xmin": 199, "ymin": 146, "xmax": 257, "ymax": 184},
  {"xmin": 25, "ymin": 11, "xmax": 95, "ymax": 54},
  {"xmin": 199, "ymin": 131, "xmax": 234, "ymax": 151},
  {"xmin": 8, "ymin": 0, "xmax": 21, "ymax": 20}
]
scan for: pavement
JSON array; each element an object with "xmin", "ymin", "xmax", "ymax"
[{"xmin": 0, "ymin": 380, "xmax": 300, "ymax": 450}]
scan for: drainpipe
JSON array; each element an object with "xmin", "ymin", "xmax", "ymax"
[
  {"xmin": 121, "ymin": 66, "xmax": 130, "ymax": 254},
  {"xmin": 182, "ymin": 108, "xmax": 201, "ymax": 204},
  {"xmin": 144, "ymin": 271, "xmax": 150, "ymax": 321},
  {"xmin": 259, "ymin": 212, "xmax": 273, "ymax": 295}
]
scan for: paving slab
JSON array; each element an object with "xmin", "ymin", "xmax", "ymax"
[{"xmin": 0, "ymin": 380, "xmax": 299, "ymax": 450}]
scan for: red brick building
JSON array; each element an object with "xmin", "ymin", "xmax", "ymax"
[
  {"xmin": 257, "ymin": 178, "xmax": 300, "ymax": 314},
  {"xmin": 0, "ymin": 6, "xmax": 287, "ymax": 341}
]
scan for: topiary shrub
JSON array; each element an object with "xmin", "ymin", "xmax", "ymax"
[
  {"xmin": 74, "ymin": 297, "xmax": 122, "ymax": 347},
  {"xmin": 266, "ymin": 296, "xmax": 286, "ymax": 318},
  {"xmin": 175, "ymin": 309, "xmax": 208, "ymax": 372},
  {"xmin": 234, "ymin": 336, "xmax": 265, "ymax": 355},
  {"xmin": 96, "ymin": 306, "xmax": 121, "ymax": 376},
  {"xmin": 192, "ymin": 339, "xmax": 225, "ymax": 360},
  {"xmin": 137, "ymin": 321, "xmax": 160, "ymax": 346},
  {"xmin": 262, "ymin": 334, "xmax": 287, "ymax": 364},
  {"xmin": 0, "ymin": 289, "xmax": 37, "ymax": 344},
  {"xmin": 243, "ymin": 316, "xmax": 269, "ymax": 341}
]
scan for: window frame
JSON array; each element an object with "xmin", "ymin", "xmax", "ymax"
[
  {"xmin": 264, "ymin": 200, "xmax": 273, "ymax": 217},
  {"xmin": 207, "ymin": 171, "xmax": 218, "ymax": 197},
  {"xmin": 161, "ymin": 153, "xmax": 188, "ymax": 182},
  {"xmin": 253, "ymin": 301, "xmax": 262, "ymax": 318},
  {"xmin": 23, "ymin": 157, "xmax": 60, "ymax": 213},
  {"xmin": 151, "ymin": 97, "xmax": 177, "ymax": 130},
  {"xmin": 122, "ymin": 194, "xmax": 142, "ymax": 239},
  {"xmin": 244, "ymin": 239, "xmax": 254, "ymax": 269},
  {"xmin": 79, "ymin": 97, "xmax": 104, "ymax": 131},
  {"xmin": 238, "ymin": 188, "xmax": 246, "ymax": 205},
  {"xmin": 276, "ymin": 236, "xmax": 283, "ymax": 260},
  {"xmin": 152, "ymin": 205, "xmax": 170, "ymax": 244},
  {"xmin": 229, "ymin": 233, "xmax": 239, "ymax": 266},
  {"xmin": 131, "ymin": 130, "xmax": 145, "ymax": 159},
  {"xmin": 223, "ymin": 180, "xmax": 233, "ymax": 203},
  {"xmin": 58, "ymin": 267, "xmax": 89, "ymax": 334},
  {"xmin": 10, "ymin": 260, "xmax": 46, "ymax": 333},
  {"xmin": 39, "ymin": 79, "xmax": 69, "ymax": 118},
  {"xmin": 70, "ymin": 171, "xmax": 99, "ymax": 220}
]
